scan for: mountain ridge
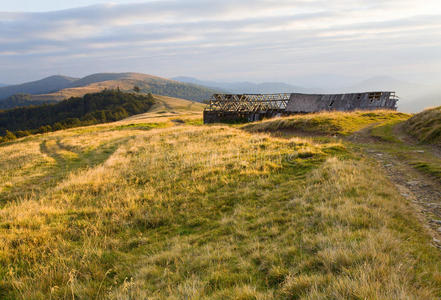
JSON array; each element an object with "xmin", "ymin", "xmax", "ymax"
[
  {"xmin": 0, "ymin": 75, "xmax": 78, "ymax": 100},
  {"xmin": 1, "ymin": 73, "xmax": 438, "ymax": 112},
  {"xmin": 0, "ymin": 73, "xmax": 220, "ymax": 107},
  {"xmin": 172, "ymin": 76, "xmax": 319, "ymax": 94}
]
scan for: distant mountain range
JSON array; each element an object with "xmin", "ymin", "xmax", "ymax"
[
  {"xmin": 0, "ymin": 73, "xmax": 219, "ymax": 109},
  {"xmin": 0, "ymin": 73, "xmax": 438, "ymax": 112},
  {"xmin": 0, "ymin": 83, "xmax": 7, "ymax": 88},
  {"xmin": 172, "ymin": 76, "xmax": 320, "ymax": 94}
]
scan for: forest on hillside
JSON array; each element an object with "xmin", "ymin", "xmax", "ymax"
[
  {"xmin": 136, "ymin": 81, "xmax": 217, "ymax": 102},
  {"xmin": 0, "ymin": 94, "xmax": 58, "ymax": 109},
  {"xmin": 0, "ymin": 89, "xmax": 155, "ymax": 143}
]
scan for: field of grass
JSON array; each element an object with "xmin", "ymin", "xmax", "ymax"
[
  {"xmin": 404, "ymin": 106, "xmax": 441, "ymax": 146},
  {"xmin": 242, "ymin": 110, "xmax": 411, "ymax": 136},
  {"xmin": 1, "ymin": 110, "xmax": 441, "ymax": 299}
]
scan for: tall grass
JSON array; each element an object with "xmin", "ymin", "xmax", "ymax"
[{"xmin": 0, "ymin": 112, "xmax": 440, "ymax": 299}]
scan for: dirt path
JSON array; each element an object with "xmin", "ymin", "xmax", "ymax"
[{"xmin": 349, "ymin": 125, "xmax": 441, "ymax": 249}]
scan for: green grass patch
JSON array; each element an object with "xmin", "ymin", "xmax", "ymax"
[
  {"xmin": 409, "ymin": 161, "xmax": 441, "ymax": 182},
  {"xmin": 370, "ymin": 119, "xmax": 407, "ymax": 143},
  {"xmin": 171, "ymin": 118, "xmax": 203, "ymax": 126},
  {"xmin": 115, "ymin": 122, "xmax": 170, "ymax": 130}
]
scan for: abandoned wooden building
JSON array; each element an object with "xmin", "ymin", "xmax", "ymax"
[{"xmin": 203, "ymin": 91, "xmax": 398, "ymax": 124}]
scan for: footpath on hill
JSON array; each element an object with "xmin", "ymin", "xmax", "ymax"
[{"xmin": 349, "ymin": 122, "xmax": 441, "ymax": 249}]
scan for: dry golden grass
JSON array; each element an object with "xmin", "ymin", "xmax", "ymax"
[
  {"xmin": 0, "ymin": 111, "xmax": 440, "ymax": 299},
  {"xmin": 243, "ymin": 110, "xmax": 411, "ymax": 136}
]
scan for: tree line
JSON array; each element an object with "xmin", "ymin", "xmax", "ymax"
[
  {"xmin": 0, "ymin": 94, "xmax": 58, "ymax": 110},
  {"xmin": 130, "ymin": 82, "xmax": 216, "ymax": 102},
  {"xmin": 0, "ymin": 89, "xmax": 155, "ymax": 143}
]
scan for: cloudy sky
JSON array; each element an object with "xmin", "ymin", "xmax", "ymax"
[{"xmin": 1, "ymin": 0, "xmax": 441, "ymax": 86}]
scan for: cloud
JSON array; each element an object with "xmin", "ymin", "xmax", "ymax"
[{"xmin": 0, "ymin": 0, "xmax": 440, "ymax": 84}]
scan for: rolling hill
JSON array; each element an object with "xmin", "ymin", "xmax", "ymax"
[
  {"xmin": 0, "ymin": 90, "xmax": 156, "ymax": 139},
  {"xmin": 0, "ymin": 90, "xmax": 204, "ymax": 142},
  {"xmin": 3, "ymin": 73, "xmax": 439, "ymax": 113},
  {"xmin": 0, "ymin": 75, "xmax": 77, "ymax": 100},
  {"xmin": 0, "ymin": 73, "xmax": 219, "ymax": 109},
  {"xmin": 33, "ymin": 73, "xmax": 219, "ymax": 102}
]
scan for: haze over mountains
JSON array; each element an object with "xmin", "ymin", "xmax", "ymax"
[
  {"xmin": 174, "ymin": 75, "xmax": 440, "ymax": 112},
  {"xmin": 0, "ymin": 72, "xmax": 438, "ymax": 113},
  {"xmin": 172, "ymin": 77, "xmax": 319, "ymax": 94},
  {"xmin": 340, "ymin": 76, "xmax": 440, "ymax": 113}
]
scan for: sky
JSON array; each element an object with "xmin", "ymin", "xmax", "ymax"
[{"xmin": 1, "ymin": 0, "xmax": 441, "ymax": 86}]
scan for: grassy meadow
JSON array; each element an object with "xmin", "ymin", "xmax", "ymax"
[
  {"xmin": 1, "ymin": 109, "xmax": 441, "ymax": 299},
  {"xmin": 242, "ymin": 110, "xmax": 411, "ymax": 136}
]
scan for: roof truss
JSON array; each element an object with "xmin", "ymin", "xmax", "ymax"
[{"xmin": 204, "ymin": 94, "xmax": 290, "ymax": 113}]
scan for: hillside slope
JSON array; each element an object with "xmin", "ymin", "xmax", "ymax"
[
  {"xmin": 0, "ymin": 110, "xmax": 440, "ymax": 299},
  {"xmin": 0, "ymin": 90, "xmax": 157, "ymax": 138},
  {"xmin": 0, "ymin": 75, "xmax": 77, "ymax": 100},
  {"xmin": 0, "ymin": 73, "xmax": 218, "ymax": 108},
  {"xmin": 0, "ymin": 94, "xmax": 58, "ymax": 110},
  {"xmin": 0, "ymin": 91, "xmax": 203, "ymax": 143},
  {"xmin": 404, "ymin": 106, "xmax": 441, "ymax": 147},
  {"xmin": 34, "ymin": 75, "xmax": 217, "ymax": 102}
]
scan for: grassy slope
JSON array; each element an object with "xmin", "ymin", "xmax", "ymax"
[
  {"xmin": 29, "ymin": 74, "xmax": 217, "ymax": 103},
  {"xmin": 1, "ymin": 73, "xmax": 218, "ymax": 105},
  {"xmin": 1, "ymin": 110, "xmax": 441, "ymax": 299},
  {"xmin": 404, "ymin": 106, "xmax": 441, "ymax": 146},
  {"xmin": 31, "ymin": 79, "xmax": 156, "ymax": 101},
  {"xmin": 243, "ymin": 111, "xmax": 410, "ymax": 135},
  {"xmin": 0, "ymin": 76, "xmax": 77, "ymax": 100}
]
